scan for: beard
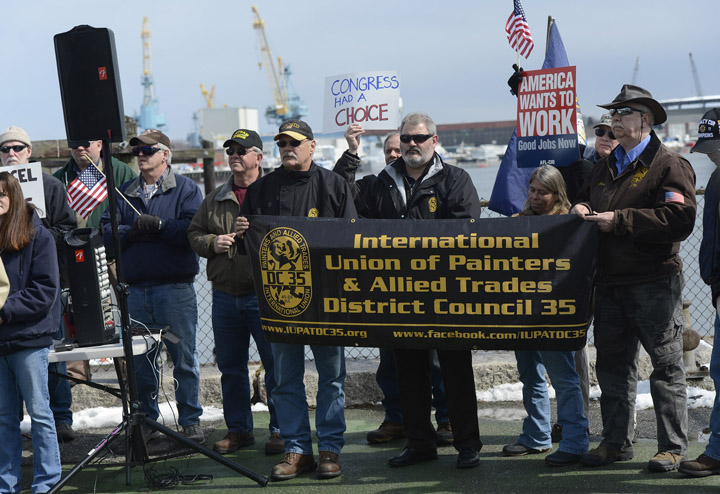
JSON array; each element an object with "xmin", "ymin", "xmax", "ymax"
[{"xmin": 402, "ymin": 147, "xmax": 431, "ymax": 169}]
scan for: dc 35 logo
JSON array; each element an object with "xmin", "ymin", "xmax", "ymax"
[{"xmin": 259, "ymin": 227, "xmax": 312, "ymax": 316}]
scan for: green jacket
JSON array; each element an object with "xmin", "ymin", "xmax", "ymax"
[
  {"xmin": 187, "ymin": 175, "xmax": 256, "ymax": 296},
  {"xmin": 53, "ymin": 156, "xmax": 137, "ymax": 229}
]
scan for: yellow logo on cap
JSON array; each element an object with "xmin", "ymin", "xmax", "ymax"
[
  {"xmin": 259, "ymin": 228, "xmax": 312, "ymax": 317},
  {"xmin": 281, "ymin": 122, "xmax": 301, "ymax": 130},
  {"xmin": 233, "ymin": 130, "xmax": 249, "ymax": 139}
]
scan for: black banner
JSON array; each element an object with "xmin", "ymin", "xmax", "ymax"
[{"xmin": 245, "ymin": 215, "xmax": 597, "ymax": 351}]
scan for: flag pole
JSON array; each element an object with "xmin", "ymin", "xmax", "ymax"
[{"xmin": 82, "ymin": 152, "xmax": 141, "ymax": 217}]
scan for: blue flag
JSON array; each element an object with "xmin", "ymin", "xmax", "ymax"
[{"xmin": 489, "ymin": 20, "xmax": 570, "ymax": 216}]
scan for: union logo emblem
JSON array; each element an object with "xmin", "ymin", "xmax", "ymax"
[
  {"xmin": 308, "ymin": 208, "xmax": 319, "ymax": 217},
  {"xmin": 258, "ymin": 227, "xmax": 312, "ymax": 316},
  {"xmin": 428, "ymin": 197, "xmax": 438, "ymax": 213}
]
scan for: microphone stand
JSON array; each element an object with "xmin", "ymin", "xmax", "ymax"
[{"xmin": 49, "ymin": 139, "xmax": 268, "ymax": 492}]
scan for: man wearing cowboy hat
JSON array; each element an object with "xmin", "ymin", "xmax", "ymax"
[
  {"xmin": 572, "ymin": 84, "xmax": 696, "ymax": 472},
  {"xmin": 679, "ymin": 108, "xmax": 720, "ymax": 477}
]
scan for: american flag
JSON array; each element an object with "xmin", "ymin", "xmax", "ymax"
[
  {"xmin": 505, "ymin": 0, "xmax": 534, "ymax": 59},
  {"xmin": 67, "ymin": 164, "xmax": 108, "ymax": 218}
]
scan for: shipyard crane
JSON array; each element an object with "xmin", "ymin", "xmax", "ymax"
[
  {"xmin": 136, "ymin": 17, "xmax": 166, "ymax": 132},
  {"xmin": 251, "ymin": 5, "xmax": 307, "ymax": 125},
  {"xmin": 689, "ymin": 52, "xmax": 703, "ymax": 97},
  {"xmin": 200, "ymin": 83, "xmax": 215, "ymax": 108}
]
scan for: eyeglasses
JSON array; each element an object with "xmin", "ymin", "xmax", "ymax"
[
  {"xmin": 71, "ymin": 141, "xmax": 92, "ymax": 149},
  {"xmin": 610, "ymin": 107, "xmax": 644, "ymax": 117},
  {"xmin": 226, "ymin": 147, "xmax": 254, "ymax": 156},
  {"xmin": 0, "ymin": 144, "xmax": 27, "ymax": 153},
  {"xmin": 399, "ymin": 134, "xmax": 434, "ymax": 144},
  {"xmin": 132, "ymin": 146, "xmax": 162, "ymax": 156},
  {"xmin": 277, "ymin": 139, "xmax": 304, "ymax": 148},
  {"xmin": 594, "ymin": 127, "xmax": 616, "ymax": 139}
]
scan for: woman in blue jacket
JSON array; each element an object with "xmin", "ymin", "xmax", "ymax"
[{"xmin": 0, "ymin": 171, "xmax": 61, "ymax": 494}]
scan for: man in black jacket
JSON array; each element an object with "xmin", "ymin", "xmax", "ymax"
[
  {"xmin": 333, "ymin": 112, "xmax": 483, "ymax": 469},
  {"xmin": 236, "ymin": 120, "xmax": 357, "ymax": 482}
]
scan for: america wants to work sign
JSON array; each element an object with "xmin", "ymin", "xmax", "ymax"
[
  {"xmin": 244, "ymin": 215, "xmax": 597, "ymax": 351},
  {"xmin": 516, "ymin": 66, "xmax": 579, "ymax": 168}
]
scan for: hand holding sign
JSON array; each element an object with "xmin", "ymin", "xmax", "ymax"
[{"xmin": 344, "ymin": 124, "xmax": 365, "ymax": 155}]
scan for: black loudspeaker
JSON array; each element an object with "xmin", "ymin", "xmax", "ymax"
[
  {"xmin": 64, "ymin": 228, "xmax": 117, "ymax": 347},
  {"xmin": 54, "ymin": 25, "xmax": 126, "ymax": 146}
]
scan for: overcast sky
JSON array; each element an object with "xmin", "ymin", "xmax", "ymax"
[{"xmin": 3, "ymin": 0, "xmax": 715, "ymax": 142}]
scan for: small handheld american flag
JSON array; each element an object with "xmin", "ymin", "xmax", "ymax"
[
  {"xmin": 67, "ymin": 164, "xmax": 108, "ymax": 218},
  {"xmin": 505, "ymin": 0, "xmax": 534, "ymax": 59}
]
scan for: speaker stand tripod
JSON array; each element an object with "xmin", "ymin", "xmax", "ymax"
[{"xmin": 48, "ymin": 140, "xmax": 268, "ymax": 492}]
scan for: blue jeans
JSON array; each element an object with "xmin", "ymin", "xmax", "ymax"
[
  {"xmin": 376, "ymin": 348, "xmax": 449, "ymax": 424},
  {"xmin": 0, "ymin": 348, "xmax": 61, "ymax": 494},
  {"xmin": 272, "ymin": 342, "xmax": 346, "ymax": 455},
  {"xmin": 128, "ymin": 282, "xmax": 203, "ymax": 427},
  {"xmin": 212, "ymin": 289, "xmax": 278, "ymax": 434},
  {"xmin": 515, "ymin": 350, "xmax": 588, "ymax": 455},
  {"xmin": 705, "ymin": 312, "xmax": 720, "ymax": 461}
]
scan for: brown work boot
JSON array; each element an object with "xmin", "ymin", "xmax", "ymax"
[
  {"xmin": 648, "ymin": 451, "xmax": 685, "ymax": 473},
  {"xmin": 317, "ymin": 451, "xmax": 342, "ymax": 479},
  {"xmin": 270, "ymin": 452, "xmax": 317, "ymax": 481},
  {"xmin": 265, "ymin": 432, "xmax": 285, "ymax": 456},
  {"xmin": 213, "ymin": 431, "xmax": 255, "ymax": 454},
  {"xmin": 436, "ymin": 423, "xmax": 453, "ymax": 446},
  {"xmin": 580, "ymin": 445, "xmax": 634, "ymax": 467},
  {"xmin": 367, "ymin": 421, "xmax": 404, "ymax": 444},
  {"xmin": 679, "ymin": 454, "xmax": 720, "ymax": 477}
]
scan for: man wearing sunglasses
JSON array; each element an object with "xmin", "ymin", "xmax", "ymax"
[
  {"xmin": 334, "ymin": 125, "xmax": 454, "ymax": 447},
  {"xmin": 188, "ymin": 129, "xmax": 284, "ymax": 457},
  {"xmin": 101, "ymin": 129, "xmax": 206, "ymax": 445},
  {"xmin": 235, "ymin": 119, "xmax": 357, "ymax": 481},
  {"xmin": 0, "ymin": 126, "xmax": 78, "ymax": 442},
  {"xmin": 54, "ymin": 139, "xmax": 136, "ymax": 229},
  {"xmin": 591, "ymin": 113, "xmax": 619, "ymax": 161},
  {"xmin": 572, "ymin": 85, "xmax": 696, "ymax": 473},
  {"xmin": 333, "ymin": 112, "xmax": 483, "ymax": 470}
]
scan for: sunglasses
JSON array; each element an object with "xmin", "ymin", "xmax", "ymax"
[
  {"xmin": 277, "ymin": 139, "xmax": 304, "ymax": 148},
  {"xmin": 594, "ymin": 128, "xmax": 615, "ymax": 140},
  {"xmin": 399, "ymin": 134, "xmax": 434, "ymax": 144},
  {"xmin": 226, "ymin": 147, "xmax": 254, "ymax": 156},
  {"xmin": 0, "ymin": 144, "xmax": 27, "ymax": 153},
  {"xmin": 610, "ymin": 107, "xmax": 644, "ymax": 117},
  {"xmin": 71, "ymin": 141, "xmax": 92, "ymax": 149},
  {"xmin": 132, "ymin": 145, "xmax": 162, "ymax": 156}
]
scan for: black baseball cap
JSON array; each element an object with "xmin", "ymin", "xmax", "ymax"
[
  {"xmin": 691, "ymin": 108, "xmax": 720, "ymax": 154},
  {"xmin": 274, "ymin": 119, "xmax": 314, "ymax": 141},
  {"xmin": 223, "ymin": 129, "xmax": 263, "ymax": 150}
]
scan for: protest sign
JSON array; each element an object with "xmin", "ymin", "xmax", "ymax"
[
  {"xmin": 323, "ymin": 71, "xmax": 400, "ymax": 133},
  {"xmin": 244, "ymin": 215, "xmax": 596, "ymax": 351},
  {"xmin": 3, "ymin": 162, "xmax": 46, "ymax": 218},
  {"xmin": 516, "ymin": 66, "xmax": 578, "ymax": 168}
]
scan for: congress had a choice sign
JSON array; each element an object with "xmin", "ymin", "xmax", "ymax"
[
  {"xmin": 516, "ymin": 66, "xmax": 579, "ymax": 169},
  {"xmin": 324, "ymin": 71, "xmax": 400, "ymax": 133}
]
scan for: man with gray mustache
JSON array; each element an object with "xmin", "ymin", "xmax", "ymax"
[{"xmin": 572, "ymin": 85, "xmax": 696, "ymax": 473}]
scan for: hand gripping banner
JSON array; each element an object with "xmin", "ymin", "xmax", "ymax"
[{"xmin": 244, "ymin": 214, "xmax": 597, "ymax": 351}]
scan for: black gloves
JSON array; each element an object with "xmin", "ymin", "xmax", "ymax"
[
  {"xmin": 507, "ymin": 64, "xmax": 524, "ymax": 96},
  {"xmin": 129, "ymin": 214, "xmax": 163, "ymax": 242}
]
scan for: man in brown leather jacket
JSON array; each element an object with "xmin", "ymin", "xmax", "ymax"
[{"xmin": 572, "ymin": 85, "xmax": 696, "ymax": 473}]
